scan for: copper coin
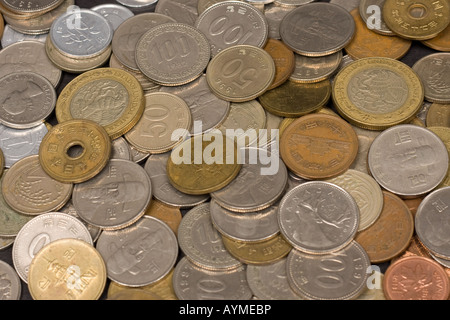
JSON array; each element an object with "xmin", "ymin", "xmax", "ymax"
[
  {"xmin": 144, "ymin": 199, "xmax": 182, "ymax": 236},
  {"xmin": 403, "ymin": 197, "xmax": 424, "ymax": 218},
  {"xmin": 280, "ymin": 113, "xmax": 359, "ymax": 180},
  {"xmin": 384, "ymin": 256, "xmax": 450, "ymax": 300},
  {"xmin": 263, "ymin": 38, "xmax": 295, "ymax": 91},
  {"xmin": 355, "ymin": 191, "xmax": 414, "ymax": 264},
  {"xmin": 391, "ymin": 235, "xmax": 433, "ymax": 265}
]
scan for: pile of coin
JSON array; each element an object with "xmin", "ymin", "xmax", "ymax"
[{"xmin": 0, "ymin": 0, "xmax": 450, "ymax": 301}]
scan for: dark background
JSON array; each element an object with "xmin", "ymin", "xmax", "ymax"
[{"xmin": 0, "ymin": 0, "xmax": 439, "ymax": 301}]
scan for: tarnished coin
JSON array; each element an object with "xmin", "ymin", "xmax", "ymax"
[
  {"xmin": 91, "ymin": 3, "xmax": 134, "ymax": 31},
  {"xmin": 290, "ymin": 51, "xmax": 342, "ymax": 84},
  {"xmin": 0, "ymin": 25, "xmax": 47, "ymax": 48},
  {"xmin": 286, "ymin": 241, "xmax": 370, "ymax": 300},
  {"xmin": 355, "ymin": 191, "xmax": 414, "ymax": 263},
  {"xmin": 144, "ymin": 200, "xmax": 182, "ymax": 236},
  {"xmin": 12, "ymin": 212, "xmax": 93, "ymax": 283},
  {"xmin": 124, "ymin": 92, "xmax": 192, "ymax": 154},
  {"xmin": 278, "ymin": 181, "xmax": 360, "ymax": 255},
  {"xmin": 55, "ymin": 68, "xmax": 145, "ymax": 140},
  {"xmin": 38, "ymin": 119, "xmax": 111, "ymax": 184},
  {"xmin": 95, "ymin": 216, "xmax": 178, "ymax": 287},
  {"xmin": 28, "ymin": 239, "xmax": 107, "ymax": 300},
  {"xmin": 178, "ymin": 203, "xmax": 242, "ymax": 271},
  {"xmin": 332, "ymin": 57, "xmax": 424, "ymax": 130},
  {"xmin": 173, "ymin": 256, "xmax": 252, "ymax": 300},
  {"xmin": 155, "ymin": 0, "xmax": 199, "ymax": 26},
  {"xmin": 0, "ymin": 72, "xmax": 56, "ymax": 129},
  {"xmin": 359, "ymin": 0, "xmax": 393, "ymax": 36},
  {"xmin": 195, "ymin": 1, "xmax": 269, "ymax": 57},
  {"xmin": 0, "ymin": 259, "xmax": 21, "ymax": 300},
  {"xmin": 263, "ymin": 38, "xmax": 295, "ymax": 90},
  {"xmin": 72, "ymin": 159, "xmax": 152, "ymax": 231},
  {"xmin": 280, "ymin": 2, "xmax": 355, "ymax": 57},
  {"xmin": 427, "ymin": 104, "xmax": 450, "ymax": 128},
  {"xmin": 206, "ymin": 45, "xmax": 276, "ymax": 103},
  {"xmin": 383, "ymin": 0, "xmax": 450, "ymax": 41},
  {"xmin": 412, "ymin": 53, "xmax": 450, "ymax": 104},
  {"xmin": 280, "ymin": 113, "xmax": 359, "ymax": 180},
  {"xmin": 1, "ymin": 155, "xmax": 72, "ymax": 216},
  {"xmin": 136, "ymin": 22, "xmax": 211, "ymax": 87},
  {"xmin": 367, "ymin": 125, "xmax": 449, "ymax": 198},
  {"xmin": 422, "ymin": 23, "xmax": 450, "ymax": 52}
]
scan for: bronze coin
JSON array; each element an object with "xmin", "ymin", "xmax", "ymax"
[{"xmin": 263, "ymin": 38, "xmax": 296, "ymax": 91}]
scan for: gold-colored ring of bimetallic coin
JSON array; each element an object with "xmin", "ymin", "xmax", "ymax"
[
  {"xmin": 332, "ymin": 57, "xmax": 424, "ymax": 131},
  {"xmin": 55, "ymin": 67, "xmax": 145, "ymax": 140},
  {"xmin": 0, "ymin": 148, "xmax": 4, "ymax": 178},
  {"xmin": 39, "ymin": 119, "xmax": 111, "ymax": 184},
  {"xmin": 383, "ymin": 0, "xmax": 450, "ymax": 41}
]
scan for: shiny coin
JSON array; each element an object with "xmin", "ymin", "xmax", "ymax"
[
  {"xmin": 286, "ymin": 241, "xmax": 370, "ymax": 300},
  {"xmin": 367, "ymin": 124, "xmax": 449, "ymax": 198},
  {"xmin": 263, "ymin": 38, "xmax": 295, "ymax": 90},
  {"xmin": 1, "ymin": 155, "xmax": 72, "ymax": 216},
  {"xmin": 280, "ymin": 113, "xmax": 359, "ymax": 180},
  {"xmin": 95, "ymin": 216, "xmax": 178, "ymax": 287},
  {"xmin": 280, "ymin": 2, "xmax": 355, "ymax": 57},
  {"xmin": 12, "ymin": 212, "xmax": 93, "ymax": 283},
  {"xmin": 28, "ymin": 238, "xmax": 107, "ymax": 300},
  {"xmin": 0, "ymin": 259, "xmax": 21, "ymax": 300},
  {"xmin": 359, "ymin": 0, "xmax": 393, "ymax": 36},
  {"xmin": 91, "ymin": 3, "xmax": 134, "ymax": 31},
  {"xmin": 0, "ymin": 72, "xmax": 56, "ymax": 129},
  {"xmin": 422, "ymin": 22, "xmax": 450, "ymax": 52},
  {"xmin": 0, "ymin": 25, "xmax": 47, "ymax": 48},
  {"xmin": 38, "ymin": 119, "xmax": 111, "ymax": 184},
  {"xmin": 136, "ymin": 22, "xmax": 211, "ymax": 87},
  {"xmin": 278, "ymin": 181, "xmax": 360, "ymax": 255},
  {"xmin": 412, "ymin": 53, "xmax": 450, "ymax": 104},
  {"xmin": 206, "ymin": 45, "xmax": 276, "ymax": 102},
  {"xmin": 56, "ymin": 68, "xmax": 144, "ymax": 140},
  {"xmin": 427, "ymin": 104, "xmax": 450, "ymax": 128},
  {"xmin": 195, "ymin": 1, "xmax": 269, "ymax": 57},
  {"xmin": 155, "ymin": 0, "xmax": 199, "ymax": 26},
  {"xmin": 332, "ymin": 57, "xmax": 424, "ymax": 130},
  {"xmin": 144, "ymin": 200, "xmax": 182, "ymax": 236},
  {"xmin": 290, "ymin": 51, "xmax": 343, "ymax": 84}
]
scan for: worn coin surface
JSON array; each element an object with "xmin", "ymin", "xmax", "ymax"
[
  {"xmin": 111, "ymin": 137, "xmax": 132, "ymax": 161},
  {"xmin": 0, "ymin": 259, "xmax": 21, "ymax": 300},
  {"xmin": 1, "ymin": 0, "xmax": 63, "ymax": 14},
  {"xmin": 264, "ymin": 3, "xmax": 292, "ymax": 40},
  {"xmin": 290, "ymin": 51, "xmax": 342, "ymax": 84}
]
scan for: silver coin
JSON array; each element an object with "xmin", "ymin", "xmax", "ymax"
[
  {"xmin": 368, "ymin": 125, "xmax": 449, "ymax": 198},
  {"xmin": 0, "ymin": 260, "xmax": 21, "ymax": 300},
  {"xmin": 415, "ymin": 186, "xmax": 450, "ymax": 260},
  {"xmin": 155, "ymin": 0, "xmax": 199, "ymax": 26},
  {"xmin": 195, "ymin": 1, "xmax": 269, "ymax": 57},
  {"xmin": 430, "ymin": 252, "xmax": 450, "ymax": 269},
  {"xmin": 12, "ymin": 212, "xmax": 93, "ymax": 283},
  {"xmin": 177, "ymin": 203, "xmax": 242, "ymax": 271},
  {"xmin": 211, "ymin": 147, "xmax": 288, "ymax": 213},
  {"xmin": 246, "ymin": 258, "xmax": 302, "ymax": 300},
  {"xmin": 329, "ymin": 0, "xmax": 361, "ymax": 12},
  {"xmin": 111, "ymin": 137, "xmax": 132, "ymax": 161},
  {"xmin": 173, "ymin": 256, "xmax": 253, "ymax": 300},
  {"xmin": 1, "ymin": 25, "xmax": 47, "ymax": 48},
  {"xmin": 0, "ymin": 41, "xmax": 62, "ymax": 88},
  {"xmin": 112, "ymin": 12, "xmax": 176, "ymax": 71},
  {"xmin": 245, "ymin": 0, "xmax": 274, "ymax": 4},
  {"xmin": 96, "ymin": 215, "xmax": 178, "ymax": 287},
  {"xmin": 349, "ymin": 125, "xmax": 381, "ymax": 175},
  {"xmin": 72, "ymin": 159, "xmax": 152, "ymax": 231},
  {"xmin": 129, "ymin": 144, "xmax": 150, "ymax": 164},
  {"xmin": 280, "ymin": 2, "xmax": 355, "ymax": 57},
  {"xmin": 1, "ymin": 0, "xmax": 63, "ymax": 13},
  {"xmin": 286, "ymin": 241, "xmax": 370, "ymax": 300},
  {"xmin": 159, "ymin": 75, "xmax": 230, "ymax": 135},
  {"xmin": 290, "ymin": 50, "xmax": 343, "ymax": 83},
  {"xmin": 274, "ymin": 0, "xmax": 315, "ymax": 7},
  {"xmin": 59, "ymin": 201, "xmax": 102, "ymax": 243},
  {"xmin": 278, "ymin": 181, "xmax": 360, "ymax": 254},
  {"xmin": 359, "ymin": 0, "xmax": 393, "ymax": 36},
  {"xmin": 286, "ymin": 170, "xmax": 307, "ymax": 192},
  {"xmin": 412, "ymin": 53, "xmax": 450, "ymax": 104},
  {"xmin": 115, "ymin": 0, "xmax": 158, "ymax": 8},
  {"xmin": 251, "ymin": 110, "xmax": 283, "ymax": 150},
  {"xmin": 143, "ymin": 153, "xmax": 209, "ymax": 209},
  {"xmin": 210, "ymin": 198, "xmax": 280, "ymax": 242},
  {"xmin": 91, "ymin": 3, "xmax": 135, "ymax": 31},
  {"xmin": 50, "ymin": 9, "xmax": 113, "ymax": 59},
  {"xmin": 0, "ymin": 122, "xmax": 48, "ymax": 168},
  {"xmin": 0, "ymin": 72, "xmax": 56, "ymax": 129},
  {"xmin": 263, "ymin": 2, "xmax": 292, "ymax": 39}
]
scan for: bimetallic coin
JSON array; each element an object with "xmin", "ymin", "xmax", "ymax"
[
  {"xmin": 264, "ymin": 38, "xmax": 295, "ymax": 90},
  {"xmin": 178, "ymin": 203, "xmax": 242, "ymax": 271},
  {"xmin": 286, "ymin": 241, "xmax": 370, "ymax": 300},
  {"xmin": 0, "ymin": 25, "xmax": 47, "ymax": 48},
  {"xmin": 195, "ymin": 1, "xmax": 269, "ymax": 57},
  {"xmin": 12, "ymin": 212, "xmax": 93, "ymax": 283},
  {"xmin": 427, "ymin": 104, "xmax": 450, "ymax": 128},
  {"xmin": 72, "ymin": 159, "xmax": 152, "ymax": 231},
  {"xmin": 359, "ymin": 0, "xmax": 393, "ymax": 36},
  {"xmin": 28, "ymin": 239, "xmax": 107, "ymax": 300},
  {"xmin": 95, "ymin": 216, "xmax": 178, "ymax": 287},
  {"xmin": 155, "ymin": 0, "xmax": 199, "ymax": 26},
  {"xmin": 0, "ymin": 260, "xmax": 21, "ymax": 300},
  {"xmin": 290, "ymin": 51, "xmax": 342, "ymax": 84},
  {"xmin": 91, "ymin": 4, "xmax": 134, "ymax": 31},
  {"xmin": 279, "ymin": 3, "xmax": 355, "ymax": 57},
  {"xmin": 367, "ymin": 125, "xmax": 449, "ymax": 198}
]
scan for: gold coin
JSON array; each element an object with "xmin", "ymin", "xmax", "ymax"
[
  {"xmin": 422, "ymin": 22, "xmax": 450, "ymax": 52},
  {"xmin": 258, "ymin": 79, "xmax": 331, "ymax": 117},
  {"xmin": 383, "ymin": 0, "xmax": 450, "ymax": 41},
  {"xmin": 145, "ymin": 200, "xmax": 182, "ymax": 236},
  {"xmin": 222, "ymin": 234, "xmax": 292, "ymax": 265},
  {"xmin": 28, "ymin": 238, "xmax": 107, "ymax": 300},
  {"xmin": 426, "ymin": 103, "xmax": 450, "ymax": 128},
  {"xmin": 428, "ymin": 126, "xmax": 450, "ymax": 189},
  {"xmin": 167, "ymin": 134, "xmax": 242, "ymax": 195},
  {"xmin": 332, "ymin": 57, "xmax": 424, "ymax": 130},
  {"xmin": 0, "ymin": 147, "xmax": 4, "ymax": 178},
  {"xmin": 39, "ymin": 119, "xmax": 111, "ymax": 184},
  {"xmin": 206, "ymin": 45, "xmax": 276, "ymax": 103},
  {"xmin": 263, "ymin": 38, "xmax": 295, "ymax": 90},
  {"xmin": 55, "ymin": 67, "xmax": 145, "ymax": 140}
]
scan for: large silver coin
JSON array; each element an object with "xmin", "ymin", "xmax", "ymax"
[
  {"xmin": 368, "ymin": 125, "xmax": 449, "ymax": 198},
  {"xmin": 155, "ymin": 0, "xmax": 199, "ymax": 26},
  {"xmin": 96, "ymin": 216, "xmax": 178, "ymax": 287},
  {"xmin": 278, "ymin": 181, "xmax": 360, "ymax": 254},
  {"xmin": 0, "ymin": 260, "xmax": 21, "ymax": 300}
]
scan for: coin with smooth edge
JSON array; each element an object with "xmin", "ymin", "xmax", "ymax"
[
  {"xmin": 28, "ymin": 238, "xmax": 106, "ymax": 300},
  {"xmin": 0, "ymin": 259, "xmax": 21, "ymax": 300},
  {"xmin": 39, "ymin": 119, "xmax": 111, "ymax": 184},
  {"xmin": 95, "ymin": 216, "xmax": 178, "ymax": 287}
]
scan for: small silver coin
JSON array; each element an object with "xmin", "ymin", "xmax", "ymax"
[
  {"xmin": 1, "ymin": 25, "xmax": 47, "ymax": 48},
  {"xmin": 91, "ymin": 3, "xmax": 135, "ymax": 31},
  {"xmin": 0, "ymin": 260, "xmax": 21, "ymax": 300}
]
